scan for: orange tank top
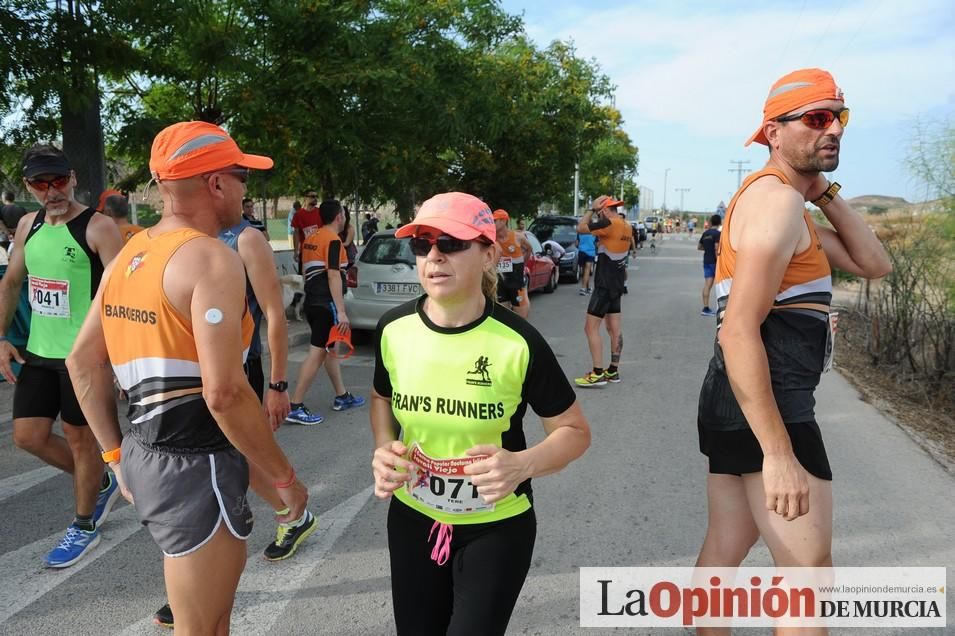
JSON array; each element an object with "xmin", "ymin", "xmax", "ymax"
[
  {"xmin": 102, "ymin": 228, "xmax": 254, "ymax": 452},
  {"xmin": 496, "ymin": 230, "xmax": 525, "ymax": 264},
  {"xmin": 715, "ymin": 167, "xmax": 832, "ymax": 313}
]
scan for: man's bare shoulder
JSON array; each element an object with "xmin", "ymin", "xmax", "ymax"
[
  {"xmin": 736, "ymin": 177, "xmax": 806, "ymax": 225},
  {"xmin": 174, "ymin": 233, "xmax": 243, "ymax": 273}
]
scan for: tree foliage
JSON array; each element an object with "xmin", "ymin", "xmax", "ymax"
[{"xmin": 1, "ymin": 0, "xmax": 639, "ymax": 219}]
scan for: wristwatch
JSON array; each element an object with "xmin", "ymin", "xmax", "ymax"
[
  {"xmin": 268, "ymin": 380, "xmax": 288, "ymax": 392},
  {"xmin": 811, "ymin": 181, "xmax": 841, "ymax": 207}
]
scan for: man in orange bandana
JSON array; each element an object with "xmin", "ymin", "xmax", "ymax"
[{"xmin": 694, "ymin": 69, "xmax": 891, "ymax": 615}]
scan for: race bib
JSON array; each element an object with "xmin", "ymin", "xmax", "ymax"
[
  {"xmin": 497, "ymin": 257, "xmax": 513, "ymax": 273},
  {"xmin": 28, "ymin": 275, "xmax": 70, "ymax": 318},
  {"xmin": 405, "ymin": 443, "xmax": 495, "ymax": 514}
]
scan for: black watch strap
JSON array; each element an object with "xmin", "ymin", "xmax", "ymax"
[
  {"xmin": 268, "ymin": 380, "xmax": 288, "ymax": 392},
  {"xmin": 811, "ymin": 181, "xmax": 841, "ymax": 207}
]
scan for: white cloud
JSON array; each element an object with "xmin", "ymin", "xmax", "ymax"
[{"xmin": 528, "ymin": 0, "xmax": 955, "ymax": 140}]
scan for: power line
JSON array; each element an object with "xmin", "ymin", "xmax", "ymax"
[{"xmin": 728, "ymin": 160, "xmax": 751, "ymax": 190}]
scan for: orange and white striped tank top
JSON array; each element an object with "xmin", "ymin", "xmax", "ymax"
[
  {"xmin": 102, "ymin": 228, "xmax": 254, "ymax": 453},
  {"xmin": 698, "ymin": 168, "xmax": 833, "ymax": 431}
]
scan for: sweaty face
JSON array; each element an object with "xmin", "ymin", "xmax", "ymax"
[
  {"xmin": 774, "ymin": 99, "xmax": 844, "ymax": 174},
  {"xmin": 494, "ymin": 218, "xmax": 508, "ymax": 235}
]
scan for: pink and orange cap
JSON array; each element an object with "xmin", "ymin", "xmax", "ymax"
[{"xmin": 395, "ymin": 192, "xmax": 496, "ymax": 243}]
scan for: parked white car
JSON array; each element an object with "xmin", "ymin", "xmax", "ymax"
[{"xmin": 345, "ymin": 230, "xmax": 421, "ymax": 331}]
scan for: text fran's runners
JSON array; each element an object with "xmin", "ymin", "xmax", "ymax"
[
  {"xmin": 67, "ymin": 121, "xmax": 309, "ymax": 635},
  {"xmin": 695, "ymin": 69, "xmax": 890, "ymax": 636},
  {"xmin": 370, "ymin": 192, "xmax": 590, "ymax": 635},
  {"xmin": 0, "ymin": 145, "xmax": 123, "ymax": 568},
  {"xmin": 574, "ymin": 195, "xmax": 631, "ymax": 387}
]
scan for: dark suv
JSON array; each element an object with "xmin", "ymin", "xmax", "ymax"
[{"xmin": 526, "ymin": 215, "xmax": 580, "ymax": 283}]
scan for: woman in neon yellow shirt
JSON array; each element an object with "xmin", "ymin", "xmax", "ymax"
[{"xmin": 370, "ymin": 192, "xmax": 591, "ymax": 635}]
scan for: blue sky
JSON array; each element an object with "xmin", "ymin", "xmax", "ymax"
[{"xmin": 499, "ymin": 0, "xmax": 955, "ymax": 213}]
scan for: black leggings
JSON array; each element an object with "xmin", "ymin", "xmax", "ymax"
[{"xmin": 388, "ymin": 498, "xmax": 536, "ymax": 636}]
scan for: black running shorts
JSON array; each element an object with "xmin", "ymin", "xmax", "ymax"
[
  {"xmin": 122, "ymin": 438, "xmax": 253, "ymax": 557},
  {"xmin": 698, "ymin": 420, "xmax": 833, "ymax": 481},
  {"xmin": 587, "ymin": 287, "xmax": 622, "ymax": 318},
  {"xmin": 305, "ymin": 302, "xmax": 337, "ymax": 348},
  {"xmin": 12, "ymin": 359, "xmax": 88, "ymax": 426}
]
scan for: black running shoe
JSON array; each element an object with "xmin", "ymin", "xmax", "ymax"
[
  {"xmin": 154, "ymin": 603, "xmax": 173, "ymax": 629},
  {"xmin": 263, "ymin": 511, "xmax": 318, "ymax": 561}
]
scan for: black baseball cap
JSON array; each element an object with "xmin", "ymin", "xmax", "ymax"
[{"xmin": 23, "ymin": 154, "xmax": 72, "ymax": 179}]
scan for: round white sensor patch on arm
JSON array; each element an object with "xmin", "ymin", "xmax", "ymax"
[{"xmin": 205, "ymin": 308, "xmax": 224, "ymax": 325}]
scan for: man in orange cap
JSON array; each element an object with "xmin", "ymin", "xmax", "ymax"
[
  {"xmin": 67, "ymin": 121, "xmax": 308, "ymax": 634},
  {"xmin": 493, "ymin": 209, "xmax": 533, "ymax": 318},
  {"xmin": 574, "ymin": 195, "xmax": 631, "ymax": 387},
  {"xmin": 695, "ymin": 69, "xmax": 891, "ymax": 614}
]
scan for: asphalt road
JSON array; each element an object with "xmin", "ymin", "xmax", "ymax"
[{"xmin": 0, "ymin": 234, "xmax": 951, "ymax": 635}]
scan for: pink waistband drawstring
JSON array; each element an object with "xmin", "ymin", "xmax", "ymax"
[{"xmin": 428, "ymin": 521, "xmax": 453, "ymax": 566}]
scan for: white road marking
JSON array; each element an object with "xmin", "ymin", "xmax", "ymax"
[
  {"xmin": 0, "ymin": 465, "xmax": 61, "ymax": 503},
  {"xmin": 0, "ymin": 502, "xmax": 141, "ymax": 625},
  {"xmin": 115, "ymin": 485, "xmax": 372, "ymax": 635}
]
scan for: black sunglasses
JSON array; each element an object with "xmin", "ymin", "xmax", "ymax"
[
  {"xmin": 202, "ymin": 167, "xmax": 250, "ymax": 184},
  {"xmin": 409, "ymin": 234, "xmax": 488, "ymax": 256}
]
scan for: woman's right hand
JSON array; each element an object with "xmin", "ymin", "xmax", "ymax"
[{"xmin": 372, "ymin": 440, "xmax": 414, "ymax": 499}]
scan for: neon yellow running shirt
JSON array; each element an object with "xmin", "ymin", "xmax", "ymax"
[{"xmin": 374, "ymin": 296, "xmax": 576, "ymax": 525}]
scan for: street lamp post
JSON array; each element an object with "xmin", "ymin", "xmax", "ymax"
[{"xmin": 662, "ymin": 168, "xmax": 670, "ymax": 212}]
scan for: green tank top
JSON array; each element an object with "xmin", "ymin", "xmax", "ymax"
[{"xmin": 23, "ymin": 208, "xmax": 102, "ymax": 360}]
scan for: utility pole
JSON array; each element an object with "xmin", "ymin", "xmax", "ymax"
[
  {"xmin": 728, "ymin": 160, "xmax": 751, "ymax": 190},
  {"xmin": 662, "ymin": 168, "xmax": 671, "ymax": 212},
  {"xmin": 676, "ymin": 187, "xmax": 690, "ymax": 212},
  {"xmin": 573, "ymin": 162, "xmax": 580, "ymax": 216}
]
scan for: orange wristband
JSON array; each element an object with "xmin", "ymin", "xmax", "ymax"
[
  {"xmin": 274, "ymin": 469, "xmax": 296, "ymax": 489},
  {"xmin": 101, "ymin": 447, "xmax": 121, "ymax": 464}
]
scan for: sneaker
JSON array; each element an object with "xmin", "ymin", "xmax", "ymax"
[
  {"xmin": 332, "ymin": 392, "xmax": 366, "ymax": 412},
  {"xmin": 701, "ymin": 307, "xmax": 716, "ymax": 317},
  {"xmin": 578, "ymin": 288, "xmax": 587, "ymax": 296},
  {"xmin": 154, "ymin": 604, "xmax": 174, "ymax": 629},
  {"xmin": 585, "ymin": 287, "xmax": 592, "ymax": 294},
  {"xmin": 574, "ymin": 371, "xmax": 607, "ymax": 387},
  {"xmin": 286, "ymin": 405, "xmax": 324, "ymax": 425},
  {"xmin": 264, "ymin": 511, "xmax": 318, "ymax": 561},
  {"xmin": 93, "ymin": 472, "xmax": 120, "ymax": 526},
  {"xmin": 44, "ymin": 524, "xmax": 101, "ymax": 568},
  {"xmin": 604, "ymin": 370, "xmax": 621, "ymax": 383}
]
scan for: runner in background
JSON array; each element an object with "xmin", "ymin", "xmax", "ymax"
[
  {"xmin": 493, "ymin": 209, "xmax": 532, "ymax": 319},
  {"xmin": 574, "ymin": 195, "xmax": 630, "ymax": 387},
  {"xmin": 372, "ymin": 191, "xmax": 590, "ymax": 635},
  {"xmin": 0, "ymin": 145, "xmax": 123, "ymax": 567},
  {"xmin": 698, "ymin": 214, "xmax": 721, "ymax": 317}
]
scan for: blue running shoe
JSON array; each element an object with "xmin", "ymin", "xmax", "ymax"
[
  {"xmin": 286, "ymin": 405, "xmax": 325, "ymax": 425},
  {"xmin": 94, "ymin": 472, "xmax": 120, "ymax": 526},
  {"xmin": 45, "ymin": 524, "xmax": 101, "ymax": 568},
  {"xmin": 332, "ymin": 393, "xmax": 366, "ymax": 412}
]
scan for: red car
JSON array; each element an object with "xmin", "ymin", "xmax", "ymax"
[{"xmin": 521, "ymin": 231, "xmax": 559, "ymax": 294}]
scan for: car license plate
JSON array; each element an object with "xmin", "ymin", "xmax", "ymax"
[{"xmin": 376, "ymin": 282, "xmax": 421, "ymax": 296}]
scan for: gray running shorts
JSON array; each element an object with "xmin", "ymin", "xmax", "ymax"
[{"xmin": 122, "ymin": 437, "xmax": 253, "ymax": 557}]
